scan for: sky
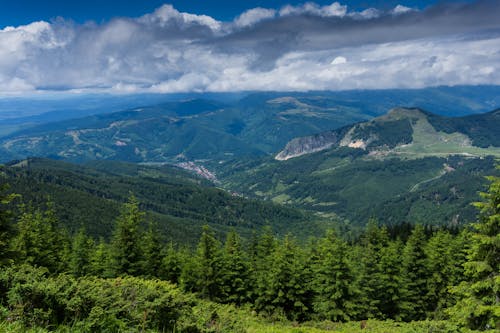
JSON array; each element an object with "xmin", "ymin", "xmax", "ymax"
[{"xmin": 0, "ymin": 0, "xmax": 498, "ymax": 95}]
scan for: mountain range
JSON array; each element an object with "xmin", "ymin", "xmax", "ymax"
[{"xmin": 1, "ymin": 88, "xmax": 499, "ymax": 233}]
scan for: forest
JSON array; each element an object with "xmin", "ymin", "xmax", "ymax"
[{"xmin": 0, "ymin": 171, "xmax": 498, "ymax": 332}]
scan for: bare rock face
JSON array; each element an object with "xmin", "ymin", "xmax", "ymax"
[{"xmin": 275, "ymin": 131, "xmax": 340, "ymax": 160}]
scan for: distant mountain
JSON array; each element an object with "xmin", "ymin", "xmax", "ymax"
[
  {"xmin": 1, "ymin": 86, "xmax": 499, "ymax": 164},
  {"xmin": 276, "ymin": 108, "xmax": 500, "ymax": 160},
  {"xmin": 0, "ymin": 158, "xmax": 331, "ymax": 243},
  {"xmin": 213, "ymin": 108, "xmax": 500, "ymax": 227}
]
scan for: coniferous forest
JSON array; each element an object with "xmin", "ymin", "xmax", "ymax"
[{"xmin": 0, "ymin": 173, "xmax": 498, "ymax": 332}]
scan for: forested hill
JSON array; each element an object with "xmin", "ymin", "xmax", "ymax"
[
  {"xmin": 276, "ymin": 108, "xmax": 500, "ymax": 161},
  {"xmin": 0, "ymin": 158, "xmax": 331, "ymax": 243}
]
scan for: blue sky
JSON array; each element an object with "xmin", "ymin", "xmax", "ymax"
[
  {"xmin": 0, "ymin": 1, "xmax": 497, "ymax": 95},
  {"xmin": 1, "ymin": 0, "xmax": 442, "ymax": 27}
]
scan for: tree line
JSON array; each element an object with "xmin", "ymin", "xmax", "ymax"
[{"xmin": 0, "ymin": 175, "xmax": 498, "ymax": 330}]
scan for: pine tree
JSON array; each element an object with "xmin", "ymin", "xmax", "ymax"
[
  {"xmin": 0, "ymin": 183, "xmax": 17, "ymax": 265},
  {"xmin": 141, "ymin": 223, "xmax": 163, "ymax": 278},
  {"xmin": 449, "ymin": 175, "xmax": 500, "ymax": 330},
  {"xmin": 258, "ymin": 234, "xmax": 310, "ymax": 320},
  {"xmin": 12, "ymin": 202, "xmax": 67, "ymax": 272},
  {"xmin": 69, "ymin": 228, "xmax": 94, "ymax": 277},
  {"xmin": 311, "ymin": 230, "xmax": 357, "ymax": 322},
  {"xmin": 357, "ymin": 220, "xmax": 390, "ymax": 319},
  {"xmin": 160, "ymin": 242, "xmax": 182, "ymax": 284},
  {"xmin": 399, "ymin": 224, "xmax": 430, "ymax": 321},
  {"xmin": 182, "ymin": 225, "xmax": 224, "ymax": 301},
  {"xmin": 89, "ymin": 237, "xmax": 109, "ymax": 277},
  {"xmin": 220, "ymin": 229, "xmax": 250, "ymax": 305},
  {"xmin": 425, "ymin": 230, "xmax": 468, "ymax": 317},
  {"xmin": 252, "ymin": 226, "xmax": 276, "ymax": 304},
  {"xmin": 109, "ymin": 195, "xmax": 145, "ymax": 276},
  {"xmin": 377, "ymin": 239, "xmax": 404, "ymax": 320}
]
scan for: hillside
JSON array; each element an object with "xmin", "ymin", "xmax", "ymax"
[
  {"xmin": 2, "ymin": 87, "xmax": 500, "ymax": 164},
  {"xmin": 276, "ymin": 108, "xmax": 500, "ymax": 160},
  {"xmin": 214, "ymin": 108, "xmax": 500, "ymax": 227},
  {"xmin": 0, "ymin": 158, "xmax": 331, "ymax": 243}
]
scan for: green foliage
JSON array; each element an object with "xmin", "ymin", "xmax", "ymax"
[
  {"xmin": 311, "ymin": 230, "xmax": 357, "ymax": 322},
  {"xmin": 449, "ymin": 174, "xmax": 500, "ymax": 330},
  {"xmin": 219, "ymin": 153, "xmax": 498, "ymax": 228},
  {"xmin": 1, "ymin": 158, "xmax": 323, "ymax": 243},
  {"xmin": 0, "ymin": 265, "xmax": 196, "ymax": 332},
  {"xmin": 11, "ymin": 202, "xmax": 68, "ymax": 273},
  {"xmin": 256, "ymin": 235, "xmax": 311, "ymax": 321},
  {"xmin": 399, "ymin": 225, "xmax": 430, "ymax": 321},
  {"xmin": 109, "ymin": 194, "xmax": 144, "ymax": 277},
  {"xmin": 68, "ymin": 228, "xmax": 94, "ymax": 277},
  {"xmin": 0, "ymin": 183, "xmax": 17, "ymax": 265},
  {"xmin": 428, "ymin": 109, "xmax": 500, "ymax": 148}
]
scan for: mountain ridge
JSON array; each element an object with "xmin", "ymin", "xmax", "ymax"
[{"xmin": 275, "ymin": 107, "xmax": 500, "ymax": 161}]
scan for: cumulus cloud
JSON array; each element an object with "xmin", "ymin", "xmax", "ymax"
[
  {"xmin": 0, "ymin": 1, "xmax": 499, "ymax": 95},
  {"xmin": 235, "ymin": 8, "xmax": 276, "ymax": 28},
  {"xmin": 279, "ymin": 2, "xmax": 347, "ymax": 17}
]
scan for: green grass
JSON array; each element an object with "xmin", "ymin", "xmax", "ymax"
[{"xmin": 391, "ymin": 117, "xmax": 500, "ymax": 158}]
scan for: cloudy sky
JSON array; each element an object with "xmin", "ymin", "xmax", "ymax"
[{"xmin": 0, "ymin": 0, "xmax": 498, "ymax": 95}]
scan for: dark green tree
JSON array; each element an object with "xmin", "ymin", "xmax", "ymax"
[
  {"xmin": 68, "ymin": 228, "xmax": 94, "ymax": 277},
  {"xmin": 311, "ymin": 230, "xmax": 357, "ymax": 322},
  {"xmin": 89, "ymin": 237, "xmax": 109, "ymax": 277},
  {"xmin": 257, "ymin": 234, "xmax": 310, "ymax": 320},
  {"xmin": 141, "ymin": 223, "xmax": 163, "ymax": 278},
  {"xmin": 160, "ymin": 242, "xmax": 182, "ymax": 284},
  {"xmin": 399, "ymin": 224, "xmax": 430, "ymax": 321},
  {"xmin": 449, "ymin": 175, "xmax": 500, "ymax": 329},
  {"xmin": 109, "ymin": 195, "xmax": 145, "ymax": 276},
  {"xmin": 0, "ymin": 183, "xmax": 17, "ymax": 265},
  {"xmin": 220, "ymin": 229, "xmax": 250, "ymax": 305},
  {"xmin": 181, "ymin": 225, "xmax": 223, "ymax": 301},
  {"xmin": 12, "ymin": 202, "xmax": 67, "ymax": 272},
  {"xmin": 357, "ymin": 220, "xmax": 390, "ymax": 318}
]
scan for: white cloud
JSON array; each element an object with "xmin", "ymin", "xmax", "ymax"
[
  {"xmin": 0, "ymin": 2, "xmax": 499, "ymax": 96},
  {"xmin": 280, "ymin": 2, "xmax": 347, "ymax": 17},
  {"xmin": 391, "ymin": 5, "xmax": 414, "ymax": 15},
  {"xmin": 331, "ymin": 56, "xmax": 347, "ymax": 65},
  {"xmin": 235, "ymin": 8, "xmax": 276, "ymax": 28},
  {"xmin": 139, "ymin": 4, "xmax": 221, "ymax": 31}
]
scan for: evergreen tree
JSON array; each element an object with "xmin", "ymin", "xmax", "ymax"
[
  {"xmin": 141, "ymin": 223, "xmax": 163, "ymax": 278},
  {"xmin": 257, "ymin": 234, "xmax": 310, "ymax": 320},
  {"xmin": 399, "ymin": 224, "xmax": 430, "ymax": 321},
  {"xmin": 68, "ymin": 228, "xmax": 94, "ymax": 277},
  {"xmin": 89, "ymin": 237, "xmax": 109, "ymax": 277},
  {"xmin": 425, "ymin": 230, "xmax": 468, "ymax": 317},
  {"xmin": 311, "ymin": 230, "xmax": 357, "ymax": 322},
  {"xmin": 0, "ymin": 183, "xmax": 17, "ymax": 265},
  {"xmin": 357, "ymin": 220, "xmax": 390, "ymax": 319},
  {"xmin": 109, "ymin": 195, "xmax": 145, "ymax": 276},
  {"xmin": 252, "ymin": 226, "xmax": 276, "ymax": 304},
  {"xmin": 376, "ymin": 239, "xmax": 404, "ymax": 320},
  {"xmin": 182, "ymin": 225, "xmax": 224, "ymax": 301},
  {"xmin": 449, "ymin": 175, "xmax": 500, "ymax": 330},
  {"xmin": 160, "ymin": 242, "xmax": 182, "ymax": 284},
  {"xmin": 12, "ymin": 202, "xmax": 67, "ymax": 272},
  {"xmin": 220, "ymin": 229, "xmax": 250, "ymax": 305}
]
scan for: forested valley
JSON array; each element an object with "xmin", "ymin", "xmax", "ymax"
[{"xmin": 0, "ymin": 173, "xmax": 498, "ymax": 332}]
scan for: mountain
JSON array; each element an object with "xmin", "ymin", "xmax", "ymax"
[
  {"xmin": 276, "ymin": 108, "xmax": 500, "ymax": 160},
  {"xmin": 213, "ymin": 108, "xmax": 500, "ymax": 227},
  {"xmin": 1, "ymin": 86, "xmax": 500, "ymax": 164},
  {"xmin": 0, "ymin": 158, "xmax": 332, "ymax": 243}
]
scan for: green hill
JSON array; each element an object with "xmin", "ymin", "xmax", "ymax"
[
  {"xmin": 0, "ymin": 158, "xmax": 332, "ymax": 243},
  {"xmin": 213, "ymin": 108, "xmax": 500, "ymax": 227}
]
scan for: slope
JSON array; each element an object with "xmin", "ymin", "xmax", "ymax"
[{"xmin": 0, "ymin": 158, "xmax": 332, "ymax": 243}]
